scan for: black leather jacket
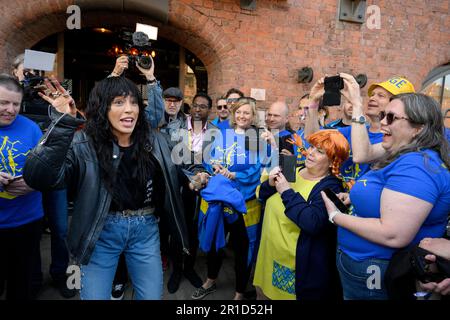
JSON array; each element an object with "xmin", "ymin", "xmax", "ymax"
[{"xmin": 23, "ymin": 110, "xmax": 189, "ymax": 265}]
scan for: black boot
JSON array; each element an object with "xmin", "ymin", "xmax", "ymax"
[
  {"xmin": 183, "ymin": 268, "xmax": 203, "ymax": 288},
  {"xmin": 167, "ymin": 269, "xmax": 182, "ymax": 294}
]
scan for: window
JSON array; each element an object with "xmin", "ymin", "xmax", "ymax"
[{"xmin": 421, "ymin": 64, "xmax": 450, "ymax": 127}]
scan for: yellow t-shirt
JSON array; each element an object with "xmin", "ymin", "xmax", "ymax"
[{"xmin": 253, "ymin": 171, "xmax": 318, "ymax": 300}]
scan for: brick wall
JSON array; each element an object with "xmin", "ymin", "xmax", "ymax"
[{"xmin": 0, "ymin": 0, "xmax": 449, "ymax": 109}]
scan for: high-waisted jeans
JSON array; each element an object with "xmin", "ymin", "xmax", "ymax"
[{"xmin": 80, "ymin": 213, "xmax": 162, "ymax": 300}]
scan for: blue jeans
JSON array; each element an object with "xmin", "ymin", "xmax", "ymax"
[
  {"xmin": 336, "ymin": 249, "xmax": 389, "ymax": 300},
  {"xmin": 44, "ymin": 189, "xmax": 69, "ymax": 279},
  {"xmin": 80, "ymin": 213, "xmax": 162, "ymax": 300}
]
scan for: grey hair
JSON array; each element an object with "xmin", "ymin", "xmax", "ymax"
[
  {"xmin": 12, "ymin": 53, "xmax": 24, "ymax": 70},
  {"xmin": 373, "ymin": 93, "xmax": 450, "ymax": 170},
  {"xmin": 0, "ymin": 73, "xmax": 23, "ymax": 94}
]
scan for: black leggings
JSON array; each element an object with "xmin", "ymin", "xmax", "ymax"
[
  {"xmin": 206, "ymin": 213, "xmax": 251, "ymax": 294},
  {"xmin": 170, "ymin": 186, "xmax": 198, "ymax": 272}
]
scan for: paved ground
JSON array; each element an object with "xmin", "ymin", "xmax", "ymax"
[{"xmin": 1, "ymin": 233, "xmax": 247, "ymax": 300}]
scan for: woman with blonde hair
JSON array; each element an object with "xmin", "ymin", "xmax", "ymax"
[
  {"xmin": 192, "ymin": 97, "xmax": 263, "ymax": 300},
  {"xmin": 254, "ymin": 130, "xmax": 349, "ymax": 300}
]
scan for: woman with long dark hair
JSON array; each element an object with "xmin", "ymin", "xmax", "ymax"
[{"xmin": 24, "ymin": 76, "xmax": 189, "ymax": 300}]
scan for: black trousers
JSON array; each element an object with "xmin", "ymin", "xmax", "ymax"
[
  {"xmin": 207, "ymin": 213, "xmax": 251, "ymax": 294},
  {"xmin": 0, "ymin": 218, "xmax": 42, "ymax": 300},
  {"xmin": 169, "ymin": 186, "xmax": 198, "ymax": 272}
]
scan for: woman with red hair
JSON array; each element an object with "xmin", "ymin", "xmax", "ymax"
[{"xmin": 254, "ymin": 130, "xmax": 349, "ymax": 300}]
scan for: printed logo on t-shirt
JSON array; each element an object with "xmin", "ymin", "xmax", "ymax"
[
  {"xmin": 0, "ymin": 136, "xmax": 30, "ymax": 199},
  {"xmin": 211, "ymin": 142, "xmax": 246, "ymax": 168}
]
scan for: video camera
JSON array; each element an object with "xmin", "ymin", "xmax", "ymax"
[
  {"xmin": 21, "ymin": 71, "xmax": 46, "ymax": 106},
  {"xmin": 18, "ymin": 50, "xmax": 58, "ymax": 130},
  {"xmin": 20, "ymin": 70, "xmax": 50, "ymax": 128},
  {"xmin": 124, "ymin": 31, "xmax": 153, "ymax": 70}
]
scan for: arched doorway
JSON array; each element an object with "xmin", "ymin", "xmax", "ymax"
[
  {"xmin": 0, "ymin": 1, "xmax": 240, "ymax": 100},
  {"xmin": 31, "ymin": 27, "xmax": 208, "ymax": 108}
]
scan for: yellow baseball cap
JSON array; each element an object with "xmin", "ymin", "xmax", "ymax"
[{"xmin": 368, "ymin": 76, "xmax": 415, "ymax": 96}]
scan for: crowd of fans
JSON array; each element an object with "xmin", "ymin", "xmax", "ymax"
[{"xmin": 1, "ymin": 53, "xmax": 449, "ymax": 301}]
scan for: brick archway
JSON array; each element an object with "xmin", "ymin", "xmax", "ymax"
[{"xmin": 0, "ymin": 0, "xmax": 240, "ymax": 97}]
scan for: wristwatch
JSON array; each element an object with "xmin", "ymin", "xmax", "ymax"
[
  {"xmin": 329, "ymin": 210, "xmax": 341, "ymax": 224},
  {"xmin": 351, "ymin": 115, "xmax": 366, "ymax": 124},
  {"xmin": 147, "ymin": 78, "xmax": 157, "ymax": 84}
]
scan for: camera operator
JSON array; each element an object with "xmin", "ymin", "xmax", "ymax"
[
  {"xmin": 11, "ymin": 53, "xmax": 75, "ymax": 298},
  {"xmin": 12, "ymin": 54, "xmax": 50, "ymax": 132}
]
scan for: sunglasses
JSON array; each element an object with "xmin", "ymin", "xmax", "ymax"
[
  {"xmin": 217, "ymin": 104, "xmax": 228, "ymax": 110},
  {"xmin": 379, "ymin": 111, "xmax": 411, "ymax": 125},
  {"xmin": 226, "ymin": 98, "xmax": 239, "ymax": 104}
]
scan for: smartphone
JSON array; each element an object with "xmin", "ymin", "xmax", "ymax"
[
  {"xmin": 323, "ymin": 75, "xmax": 344, "ymax": 106},
  {"xmin": 280, "ymin": 154, "xmax": 296, "ymax": 183},
  {"xmin": 323, "ymin": 188, "xmax": 348, "ymax": 213},
  {"xmin": 181, "ymin": 169, "xmax": 197, "ymax": 184}
]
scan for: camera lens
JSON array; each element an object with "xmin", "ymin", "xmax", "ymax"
[{"xmin": 137, "ymin": 56, "xmax": 152, "ymax": 69}]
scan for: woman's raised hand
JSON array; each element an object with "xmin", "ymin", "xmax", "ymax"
[
  {"xmin": 340, "ymin": 73, "xmax": 362, "ymax": 108},
  {"xmin": 309, "ymin": 77, "xmax": 325, "ymax": 103},
  {"xmin": 38, "ymin": 77, "xmax": 77, "ymax": 117}
]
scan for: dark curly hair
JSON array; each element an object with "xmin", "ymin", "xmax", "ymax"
[{"xmin": 84, "ymin": 77, "xmax": 152, "ymax": 192}]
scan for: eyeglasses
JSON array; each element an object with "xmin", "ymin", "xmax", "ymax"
[
  {"xmin": 192, "ymin": 103, "xmax": 209, "ymax": 110},
  {"xmin": 165, "ymin": 99, "xmax": 181, "ymax": 105},
  {"xmin": 379, "ymin": 111, "xmax": 411, "ymax": 125},
  {"xmin": 217, "ymin": 104, "xmax": 228, "ymax": 110}
]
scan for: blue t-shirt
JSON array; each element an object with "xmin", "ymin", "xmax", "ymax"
[
  {"xmin": 0, "ymin": 115, "xmax": 43, "ymax": 228},
  {"xmin": 338, "ymin": 125, "xmax": 383, "ymax": 185},
  {"xmin": 339, "ymin": 150, "xmax": 450, "ymax": 261},
  {"xmin": 211, "ymin": 117, "xmax": 231, "ymax": 130}
]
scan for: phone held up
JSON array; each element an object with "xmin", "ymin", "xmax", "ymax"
[
  {"xmin": 322, "ymin": 188, "xmax": 349, "ymax": 213},
  {"xmin": 9, "ymin": 175, "xmax": 23, "ymax": 182},
  {"xmin": 323, "ymin": 75, "xmax": 344, "ymax": 107},
  {"xmin": 280, "ymin": 154, "xmax": 296, "ymax": 183}
]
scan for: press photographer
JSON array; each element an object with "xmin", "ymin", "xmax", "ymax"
[
  {"xmin": 111, "ymin": 31, "xmax": 153, "ymax": 78},
  {"xmin": 11, "ymin": 52, "xmax": 76, "ymax": 299},
  {"xmin": 12, "ymin": 54, "xmax": 52, "ymax": 132}
]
